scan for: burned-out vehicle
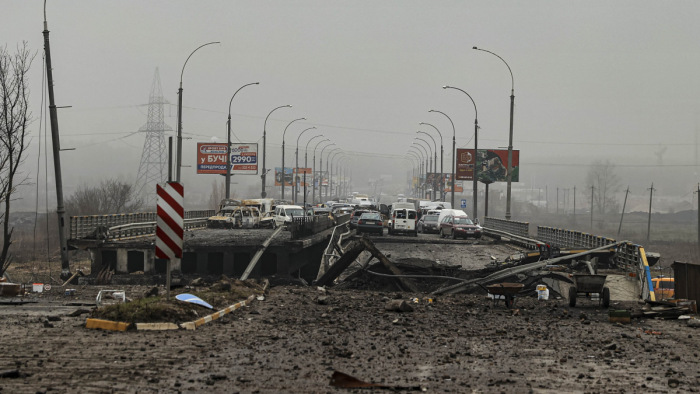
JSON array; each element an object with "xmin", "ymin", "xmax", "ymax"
[{"xmin": 207, "ymin": 205, "xmax": 261, "ymax": 229}]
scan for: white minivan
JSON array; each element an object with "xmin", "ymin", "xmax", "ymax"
[
  {"xmin": 273, "ymin": 205, "xmax": 305, "ymax": 229},
  {"xmin": 389, "ymin": 207, "xmax": 418, "ymax": 236}
]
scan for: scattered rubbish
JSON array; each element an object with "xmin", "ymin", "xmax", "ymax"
[
  {"xmin": 32, "ymin": 283, "xmax": 43, "ymax": 293},
  {"xmin": 485, "ymin": 283, "xmax": 524, "ymax": 309},
  {"xmin": 64, "ymin": 289, "xmax": 76, "ymax": 296},
  {"xmin": 0, "ymin": 282, "xmax": 21, "ymax": 297},
  {"xmin": 329, "ymin": 371, "xmax": 423, "ymax": 391},
  {"xmin": 537, "ymin": 284, "xmax": 549, "ymax": 300},
  {"xmin": 643, "ymin": 299, "xmax": 697, "ymax": 319},
  {"xmin": 609, "ymin": 310, "xmax": 631, "ymax": 324},
  {"xmin": 688, "ymin": 318, "xmax": 700, "ymax": 328},
  {"xmin": 385, "ymin": 299, "xmax": 413, "ymax": 312},
  {"xmin": 95, "ymin": 289, "xmax": 126, "ymax": 306},
  {"xmin": 175, "ymin": 293, "xmax": 214, "ymax": 309}
]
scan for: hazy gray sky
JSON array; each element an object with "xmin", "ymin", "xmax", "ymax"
[{"xmin": 4, "ymin": 1, "xmax": 700, "ymax": 211}]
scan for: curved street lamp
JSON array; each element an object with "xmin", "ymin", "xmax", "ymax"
[
  {"xmin": 329, "ymin": 151, "xmax": 344, "ymax": 200},
  {"xmin": 303, "ymin": 134, "xmax": 324, "ymax": 207},
  {"xmin": 414, "ymin": 138, "xmax": 433, "ymax": 174},
  {"xmin": 262, "ymin": 105, "xmax": 292, "ymax": 198},
  {"xmin": 225, "ymin": 82, "xmax": 259, "ymax": 199},
  {"xmin": 319, "ymin": 143, "xmax": 336, "ymax": 203},
  {"xmin": 429, "ymin": 109, "xmax": 456, "ymax": 206},
  {"xmin": 406, "ymin": 153, "xmax": 421, "ymax": 196},
  {"xmin": 281, "ymin": 117, "xmax": 306, "ymax": 200},
  {"xmin": 409, "ymin": 146, "xmax": 426, "ymax": 197},
  {"xmin": 420, "ymin": 122, "xmax": 444, "ymax": 201},
  {"xmin": 474, "ymin": 46, "xmax": 515, "ymax": 220},
  {"xmin": 294, "ymin": 127, "xmax": 317, "ymax": 204},
  {"xmin": 417, "ymin": 131, "xmax": 437, "ymax": 200},
  {"xmin": 313, "ymin": 139, "xmax": 331, "ymax": 204},
  {"xmin": 176, "ymin": 41, "xmax": 220, "ymax": 182},
  {"xmin": 324, "ymin": 148, "xmax": 341, "ymax": 202},
  {"xmin": 336, "ymin": 156, "xmax": 351, "ymax": 198},
  {"xmin": 444, "ymin": 85, "xmax": 479, "ymax": 220}
]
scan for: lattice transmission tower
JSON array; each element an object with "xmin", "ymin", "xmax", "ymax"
[{"xmin": 134, "ymin": 68, "xmax": 171, "ymax": 207}]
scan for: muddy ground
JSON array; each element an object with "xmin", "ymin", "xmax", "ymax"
[
  {"xmin": 1, "ymin": 239, "xmax": 699, "ymax": 393},
  {"xmin": 1, "ymin": 287, "xmax": 699, "ymax": 392}
]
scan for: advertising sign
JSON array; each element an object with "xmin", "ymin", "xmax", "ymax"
[
  {"xmin": 229, "ymin": 143, "xmax": 258, "ymax": 175},
  {"xmin": 196, "ymin": 142, "xmax": 258, "ymax": 175},
  {"xmin": 274, "ymin": 167, "xmax": 293, "ymax": 187},
  {"xmin": 197, "ymin": 143, "xmax": 228, "ymax": 174},
  {"xmin": 456, "ymin": 149, "xmax": 519, "ymax": 182}
]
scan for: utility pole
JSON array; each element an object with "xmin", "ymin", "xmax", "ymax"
[
  {"xmin": 647, "ymin": 183, "xmax": 655, "ymax": 242},
  {"xmin": 617, "ymin": 186, "xmax": 630, "ymax": 237},
  {"xmin": 43, "ymin": 5, "xmax": 71, "ymax": 279},
  {"xmin": 556, "ymin": 187, "xmax": 559, "ymax": 215}
]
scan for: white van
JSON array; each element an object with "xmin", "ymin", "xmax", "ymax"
[
  {"xmin": 273, "ymin": 205, "xmax": 305, "ymax": 229},
  {"xmin": 389, "ymin": 207, "xmax": 418, "ymax": 236}
]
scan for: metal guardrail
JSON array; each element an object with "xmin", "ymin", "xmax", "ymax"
[
  {"xmin": 483, "ymin": 217, "xmax": 530, "ymax": 238},
  {"xmin": 69, "ymin": 210, "xmax": 214, "ymax": 240},
  {"xmin": 536, "ymin": 226, "xmax": 616, "ymax": 250}
]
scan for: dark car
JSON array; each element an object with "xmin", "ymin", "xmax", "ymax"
[
  {"xmin": 439, "ymin": 215, "xmax": 482, "ymax": 239},
  {"xmin": 417, "ymin": 214, "xmax": 440, "ymax": 234},
  {"xmin": 349, "ymin": 209, "xmax": 371, "ymax": 229},
  {"xmin": 356, "ymin": 212, "xmax": 384, "ymax": 235}
]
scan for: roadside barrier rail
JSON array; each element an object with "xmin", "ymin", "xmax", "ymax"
[
  {"xmin": 70, "ymin": 210, "xmax": 214, "ymax": 240},
  {"xmin": 536, "ymin": 226, "xmax": 616, "ymax": 250},
  {"xmin": 483, "ymin": 217, "xmax": 530, "ymax": 238}
]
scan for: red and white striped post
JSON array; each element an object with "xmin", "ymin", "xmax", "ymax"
[{"xmin": 156, "ymin": 182, "xmax": 184, "ymax": 299}]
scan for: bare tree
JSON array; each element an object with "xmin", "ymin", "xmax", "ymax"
[
  {"xmin": 586, "ymin": 159, "xmax": 621, "ymax": 219},
  {"xmin": 0, "ymin": 43, "xmax": 33, "ymax": 276},
  {"xmin": 65, "ymin": 179, "xmax": 144, "ymax": 216},
  {"xmin": 208, "ymin": 179, "xmax": 227, "ymax": 210}
]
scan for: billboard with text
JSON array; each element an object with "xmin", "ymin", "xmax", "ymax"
[
  {"xmin": 456, "ymin": 149, "xmax": 519, "ymax": 182},
  {"xmin": 196, "ymin": 142, "xmax": 258, "ymax": 175}
]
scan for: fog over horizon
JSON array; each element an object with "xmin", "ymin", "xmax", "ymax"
[{"xmin": 4, "ymin": 1, "xmax": 700, "ymax": 215}]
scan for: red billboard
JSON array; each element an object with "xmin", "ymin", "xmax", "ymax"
[{"xmin": 456, "ymin": 149, "xmax": 519, "ymax": 182}]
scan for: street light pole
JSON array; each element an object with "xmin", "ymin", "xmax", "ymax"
[
  {"xmin": 319, "ymin": 143, "xmax": 336, "ymax": 203},
  {"xmin": 281, "ymin": 117, "xmax": 306, "ymax": 200},
  {"xmin": 410, "ymin": 145, "xmax": 426, "ymax": 197},
  {"xmin": 414, "ymin": 137, "xmax": 432, "ymax": 176},
  {"xmin": 407, "ymin": 152, "xmax": 421, "ymax": 196},
  {"xmin": 326, "ymin": 148, "xmax": 341, "ymax": 202},
  {"xmin": 429, "ymin": 109, "xmax": 456, "ymax": 207},
  {"xmin": 304, "ymin": 134, "xmax": 324, "ymax": 207},
  {"xmin": 294, "ymin": 127, "xmax": 316, "ymax": 204},
  {"xmin": 417, "ymin": 131, "xmax": 437, "ymax": 201},
  {"xmin": 313, "ymin": 139, "xmax": 331, "ymax": 204},
  {"xmin": 176, "ymin": 41, "xmax": 220, "ymax": 182},
  {"xmin": 420, "ymin": 122, "xmax": 444, "ymax": 201},
  {"xmin": 262, "ymin": 105, "xmax": 292, "ymax": 198},
  {"xmin": 329, "ymin": 151, "xmax": 343, "ymax": 200},
  {"xmin": 226, "ymin": 82, "xmax": 259, "ymax": 200},
  {"xmin": 444, "ymin": 85, "xmax": 479, "ymax": 220},
  {"xmin": 474, "ymin": 46, "xmax": 515, "ymax": 220}
]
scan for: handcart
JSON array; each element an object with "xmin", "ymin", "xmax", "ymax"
[
  {"xmin": 485, "ymin": 282, "xmax": 524, "ymax": 309},
  {"xmin": 568, "ymin": 274, "xmax": 610, "ymax": 308}
]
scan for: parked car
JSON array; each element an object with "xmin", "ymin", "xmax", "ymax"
[
  {"xmin": 273, "ymin": 205, "xmax": 305, "ymax": 229},
  {"xmin": 349, "ymin": 209, "xmax": 372, "ymax": 229},
  {"xmin": 356, "ymin": 212, "xmax": 384, "ymax": 236},
  {"xmin": 439, "ymin": 215, "xmax": 482, "ymax": 239},
  {"xmin": 417, "ymin": 214, "xmax": 440, "ymax": 234},
  {"xmin": 388, "ymin": 208, "xmax": 418, "ymax": 236}
]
